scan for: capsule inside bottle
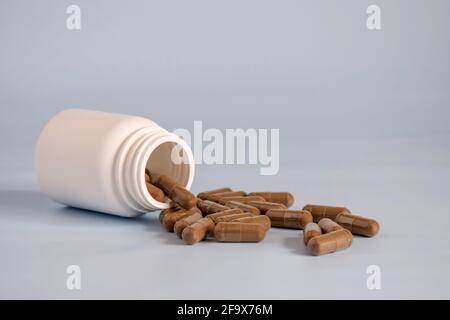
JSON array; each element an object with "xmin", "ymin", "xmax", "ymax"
[{"xmin": 154, "ymin": 175, "xmax": 197, "ymax": 209}]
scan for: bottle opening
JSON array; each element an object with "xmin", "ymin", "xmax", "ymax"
[
  {"xmin": 115, "ymin": 127, "xmax": 195, "ymax": 214},
  {"xmin": 137, "ymin": 134, "xmax": 195, "ymax": 210},
  {"xmin": 146, "ymin": 141, "xmax": 191, "ymax": 189}
]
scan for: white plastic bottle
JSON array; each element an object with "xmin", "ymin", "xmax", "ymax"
[{"xmin": 35, "ymin": 109, "xmax": 195, "ymax": 217}]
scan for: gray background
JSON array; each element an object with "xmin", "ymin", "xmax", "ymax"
[{"xmin": 1, "ymin": 0, "xmax": 450, "ymax": 299}]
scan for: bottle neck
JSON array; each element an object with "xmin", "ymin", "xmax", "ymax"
[{"xmin": 114, "ymin": 125, "xmax": 195, "ymax": 214}]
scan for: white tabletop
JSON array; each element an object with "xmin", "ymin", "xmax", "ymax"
[{"xmin": 1, "ymin": 138, "xmax": 449, "ymax": 299}]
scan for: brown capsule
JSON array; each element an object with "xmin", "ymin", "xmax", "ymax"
[
  {"xmin": 303, "ymin": 222, "xmax": 322, "ymax": 245},
  {"xmin": 216, "ymin": 196, "xmax": 266, "ymax": 205},
  {"xmin": 174, "ymin": 211, "xmax": 203, "ymax": 238},
  {"xmin": 154, "ymin": 175, "xmax": 197, "ymax": 209},
  {"xmin": 247, "ymin": 201, "xmax": 286, "ymax": 214},
  {"xmin": 146, "ymin": 182, "xmax": 165, "ymax": 203},
  {"xmin": 162, "ymin": 207, "xmax": 200, "ymax": 232},
  {"xmin": 232, "ymin": 215, "xmax": 271, "ymax": 231},
  {"xmin": 197, "ymin": 187, "xmax": 233, "ymax": 200},
  {"xmin": 214, "ymin": 222, "xmax": 266, "ymax": 242},
  {"xmin": 159, "ymin": 211, "xmax": 165, "ymax": 224},
  {"xmin": 159, "ymin": 205, "xmax": 182, "ymax": 224},
  {"xmin": 225, "ymin": 201, "xmax": 260, "ymax": 215},
  {"xmin": 196, "ymin": 199, "xmax": 230, "ymax": 216},
  {"xmin": 266, "ymin": 209, "xmax": 312, "ymax": 229},
  {"xmin": 249, "ymin": 192, "xmax": 295, "ymax": 208},
  {"xmin": 302, "ymin": 204, "xmax": 351, "ymax": 222},
  {"xmin": 145, "ymin": 168, "xmax": 152, "ymax": 181},
  {"xmin": 204, "ymin": 191, "xmax": 247, "ymax": 202},
  {"xmin": 307, "ymin": 229, "xmax": 353, "ymax": 256},
  {"xmin": 213, "ymin": 212, "xmax": 254, "ymax": 223},
  {"xmin": 207, "ymin": 209, "xmax": 244, "ymax": 224},
  {"xmin": 335, "ymin": 213, "xmax": 380, "ymax": 237},
  {"xmin": 182, "ymin": 218, "xmax": 215, "ymax": 245},
  {"xmin": 318, "ymin": 218, "xmax": 343, "ymax": 233}
]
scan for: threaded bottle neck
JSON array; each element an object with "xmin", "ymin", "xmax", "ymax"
[{"xmin": 113, "ymin": 125, "xmax": 195, "ymax": 214}]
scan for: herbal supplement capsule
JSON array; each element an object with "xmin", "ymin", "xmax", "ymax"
[
  {"xmin": 154, "ymin": 175, "xmax": 197, "ymax": 209},
  {"xmin": 214, "ymin": 223, "xmax": 266, "ymax": 242},
  {"xmin": 307, "ymin": 229, "xmax": 353, "ymax": 256},
  {"xmin": 302, "ymin": 204, "xmax": 351, "ymax": 222},
  {"xmin": 196, "ymin": 199, "xmax": 230, "ymax": 216},
  {"xmin": 146, "ymin": 182, "xmax": 165, "ymax": 203},
  {"xmin": 247, "ymin": 201, "xmax": 287, "ymax": 214},
  {"xmin": 207, "ymin": 208, "xmax": 244, "ymax": 224},
  {"xmin": 249, "ymin": 192, "xmax": 295, "ymax": 208},
  {"xmin": 266, "ymin": 209, "xmax": 312, "ymax": 229},
  {"xmin": 213, "ymin": 212, "xmax": 254, "ymax": 223},
  {"xmin": 216, "ymin": 196, "xmax": 266, "ymax": 205},
  {"xmin": 145, "ymin": 168, "xmax": 152, "ymax": 182},
  {"xmin": 205, "ymin": 191, "xmax": 247, "ymax": 202},
  {"xmin": 163, "ymin": 207, "xmax": 201, "ymax": 232},
  {"xmin": 225, "ymin": 201, "xmax": 260, "ymax": 215},
  {"xmin": 174, "ymin": 211, "xmax": 203, "ymax": 238},
  {"xmin": 182, "ymin": 217, "xmax": 215, "ymax": 245},
  {"xmin": 233, "ymin": 215, "xmax": 271, "ymax": 231},
  {"xmin": 159, "ymin": 205, "xmax": 182, "ymax": 224},
  {"xmin": 335, "ymin": 213, "xmax": 380, "ymax": 237},
  {"xmin": 197, "ymin": 187, "xmax": 233, "ymax": 200},
  {"xmin": 159, "ymin": 210, "xmax": 165, "ymax": 224},
  {"xmin": 303, "ymin": 222, "xmax": 322, "ymax": 245},
  {"xmin": 318, "ymin": 218, "xmax": 343, "ymax": 233}
]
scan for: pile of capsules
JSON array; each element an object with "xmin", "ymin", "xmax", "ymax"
[{"xmin": 147, "ymin": 171, "xmax": 380, "ymax": 256}]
